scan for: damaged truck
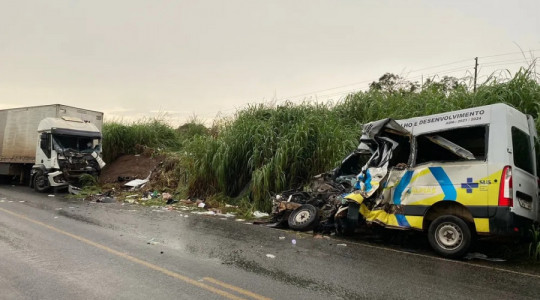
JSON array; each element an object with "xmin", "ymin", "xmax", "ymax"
[
  {"xmin": 272, "ymin": 103, "xmax": 539, "ymax": 258},
  {"xmin": 0, "ymin": 104, "xmax": 105, "ymax": 192}
]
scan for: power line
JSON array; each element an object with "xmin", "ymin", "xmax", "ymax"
[{"xmin": 194, "ymin": 51, "xmax": 539, "ymax": 120}]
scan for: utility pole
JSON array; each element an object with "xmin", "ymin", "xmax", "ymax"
[{"xmin": 473, "ymin": 57, "xmax": 478, "ymax": 93}]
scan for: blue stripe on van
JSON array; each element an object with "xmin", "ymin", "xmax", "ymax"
[
  {"xmin": 395, "ymin": 214, "xmax": 410, "ymax": 227},
  {"xmin": 393, "ymin": 170, "xmax": 414, "ymax": 204},
  {"xmin": 428, "ymin": 167, "xmax": 457, "ymax": 200}
]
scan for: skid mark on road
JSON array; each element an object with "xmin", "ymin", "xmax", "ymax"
[{"xmin": 0, "ymin": 207, "xmax": 271, "ymax": 300}]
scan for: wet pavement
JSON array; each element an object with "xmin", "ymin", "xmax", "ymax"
[{"xmin": 0, "ymin": 185, "xmax": 539, "ymax": 299}]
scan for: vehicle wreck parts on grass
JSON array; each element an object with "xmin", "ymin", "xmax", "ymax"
[{"xmin": 270, "ymin": 104, "xmax": 539, "ymax": 258}]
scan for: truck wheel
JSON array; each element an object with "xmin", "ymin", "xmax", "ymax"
[
  {"xmin": 288, "ymin": 204, "xmax": 319, "ymax": 231},
  {"xmin": 428, "ymin": 215, "xmax": 472, "ymax": 258},
  {"xmin": 34, "ymin": 172, "xmax": 50, "ymax": 193}
]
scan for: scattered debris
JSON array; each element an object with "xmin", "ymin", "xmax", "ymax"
[
  {"xmin": 464, "ymin": 252, "xmax": 506, "ymax": 262},
  {"xmin": 279, "ymin": 236, "xmax": 286, "ymax": 240},
  {"xmin": 253, "ymin": 211, "xmax": 269, "ymax": 218},
  {"xmin": 191, "ymin": 211, "xmax": 216, "ymax": 215},
  {"xmin": 97, "ymin": 197, "xmax": 115, "ymax": 203},
  {"xmin": 147, "ymin": 238, "xmax": 159, "ymax": 245},
  {"xmin": 166, "ymin": 199, "xmax": 179, "ymax": 205},
  {"xmin": 124, "ymin": 178, "xmax": 149, "ymax": 189},
  {"xmin": 197, "ymin": 202, "xmax": 206, "ymax": 208},
  {"xmin": 337, "ymin": 243, "xmax": 347, "ymax": 247},
  {"xmin": 68, "ymin": 185, "xmax": 81, "ymax": 195},
  {"xmin": 266, "ymin": 254, "xmax": 276, "ymax": 259}
]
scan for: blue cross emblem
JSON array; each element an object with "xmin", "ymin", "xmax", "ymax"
[{"xmin": 461, "ymin": 178, "xmax": 479, "ymax": 193}]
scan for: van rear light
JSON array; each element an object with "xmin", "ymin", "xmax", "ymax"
[{"xmin": 498, "ymin": 166, "xmax": 513, "ymax": 207}]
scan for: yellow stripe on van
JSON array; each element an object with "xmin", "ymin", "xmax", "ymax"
[
  {"xmin": 405, "ymin": 216, "xmax": 423, "ymax": 230},
  {"xmin": 474, "ymin": 218, "xmax": 490, "ymax": 233}
]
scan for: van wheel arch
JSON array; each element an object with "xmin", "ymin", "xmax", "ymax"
[{"xmin": 422, "ymin": 201, "xmax": 475, "ymax": 233}]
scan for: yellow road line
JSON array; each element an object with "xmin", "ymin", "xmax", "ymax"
[
  {"xmin": 203, "ymin": 277, "xmax": 272, "ymax": 300},
  {"xmin": 0, "ymin": 207, "xmax": 253, "ymax": 300}
]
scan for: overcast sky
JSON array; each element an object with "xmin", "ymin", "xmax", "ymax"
[{"xmin": 1, "ymin": 0, "xmax": 538, "ymax": 126}]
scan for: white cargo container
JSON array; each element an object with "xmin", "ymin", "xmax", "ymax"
[{"xmin": 0, "ymin": 104, "xmax": 104, "ymax": 189}]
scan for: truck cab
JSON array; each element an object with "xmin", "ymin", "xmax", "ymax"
[{"xmin": 31, "ymin": 116, "xmax": 105, "ymax": 192}]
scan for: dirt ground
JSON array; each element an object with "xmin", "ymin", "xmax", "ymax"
[{"xmin": 99, "ymin": 154, "xmax": 161, "ymax": 184}]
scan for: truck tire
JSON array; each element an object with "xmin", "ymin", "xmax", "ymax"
[
  {"xmin": 428, "ymin": 215, "xmax": 472, "ymax": 258},
  {"xmin": 33, "ymin": 172, "xmax": 50, "ymax": 193},
  {"xmin": 288, "ymin": 204, "xmax": 319, "ymax": 231}
]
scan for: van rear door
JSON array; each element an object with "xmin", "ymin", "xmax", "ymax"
[
  {"xmin": 526, "ymin": 115, "xmax": 539, "ymax": 222},
  {"xmin": 510, "ymin": 119, "xmax": 538, "ymax": 222}
]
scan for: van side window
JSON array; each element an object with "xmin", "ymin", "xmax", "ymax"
[
  {"xmin": 512, "ymin": 127, "xmax": 534, "ymax": 174},
  {"xmin": 415, "ymin": 126, "xmax": 487, "ymax": 165}
]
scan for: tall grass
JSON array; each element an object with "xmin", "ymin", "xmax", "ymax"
[
  {"xmin": 184, "ymin": 67, "xmax": 540, "ymax": 211},
  {"xmin": 102, "ymin": 119, "xmax": 181, "ymax": 162},
  {"xmin": 101, "ymin": 67, "xmax": 539, "ymax": 211}
]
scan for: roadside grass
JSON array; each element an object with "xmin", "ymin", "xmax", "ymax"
[
  {"xmin": 100, "ymin": 66, "xmax": 540, "ymax": 212},
  {"xmin": 529, "ymin": 224, "xmax": 540, "ymax": 261},
  {"xmin": 183, "ymin": 67, "xmax": 540, "ymax": 211}
]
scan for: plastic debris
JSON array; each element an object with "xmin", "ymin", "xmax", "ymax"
[
  {"xmin": 197, "ymin": 202, "xmax": 206, "ymax": 208},
  {"xmin": 54, "ymin": 216, "xmax": 58, "ymax": 219},
  {"xmin": 48, "ymin": 195, "xmax": 55, "ymax": 197},
  {"xmin": 337, "ymin": 243, "xmax": 347, "ymax": 247},
  {"xmin": 191, "ymin": 211, "xmax": 216, "ymax": 215},
  {"xmin": 166, "ymin": 199, "xmax": 179, "ymax": 205},
  {"xmin": 253, "ymin": 211, "xmax": 269, "ymax": 218},
  {"xmin": 279, "ymin": 236, "xmax": 286, "ymax": 240},
  {"xmin": 19, "ymin": 201, "xmax": 25, "ymax": 203},
  {"xmin": 162, "ymin": 192, "xmax": 172, "ymax": 200},
  {"xmin": 126, "ymin": 199, "xmax": 135, "ymax": 204},
  {"xmin": 0, "ymin": 200, "xmax": 4, "ymax": 203},
  {"xmin": 266, "ymin": 254, "xmax": 276, "ymax": 259},
  {"xmin": 124, "ymin": 179, "xmax": 148, "ymax": 188},
  {"xmin": 235, "ymin": 219, "xmax": 246, "ymax": 222},
  {"xmin": 68, "ymin": 185, "xmax": 81, "ymax": 195},
  {"xmin": 147, "ymin": 238, "xmax": 159, "ymax": 245},
  {"xmin": 292, "ymin": 239, "xmax": 297, "ymax": 245}
]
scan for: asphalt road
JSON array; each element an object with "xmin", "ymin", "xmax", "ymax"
[{"xmin": 0, "ymin": 186, "xmax": 539, "ymax": 300}]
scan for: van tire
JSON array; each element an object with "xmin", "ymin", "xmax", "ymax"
[
  {"xmin": 33, "ymin": 172, "xmax": 50, "ymax": 193},
  {"xmin": 428, "ymin": 215, "xmax": 471, "ymax": 258},
  {"xmin": 288, "ymin": 204, "xmax": 319, "ymax": 231}
]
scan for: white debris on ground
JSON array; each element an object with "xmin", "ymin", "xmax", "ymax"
[{"xmin": 253, "ymin": 211, "xmax": 269, "ymax": 218}]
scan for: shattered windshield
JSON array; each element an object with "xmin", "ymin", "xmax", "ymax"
[{"xmin": 53, "ymin": 135, "xmax": 101, "ymax": 153}]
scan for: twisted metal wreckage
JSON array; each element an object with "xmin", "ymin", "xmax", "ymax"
[{"xmin": 270, "ymin": 118, "xmax": 477, "ymax": 234}]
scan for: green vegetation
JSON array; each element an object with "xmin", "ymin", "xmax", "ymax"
[
  {"xmin": 102, "ymin": 66, "xmax": 540, "ymax": 212},
  {"xmin": 530, "ymin": 224, "xmax": 540, "ymax": 261},
  {"xmin": 101, "ymin": 119, "xmax": 182, "ymax": 163}
]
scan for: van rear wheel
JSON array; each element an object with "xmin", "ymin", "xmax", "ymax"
[
  {"xmin": 34, "ymin": 172, "xmax": 50, "ymax": 193},
  {"xmin": 428, "ymin": 215, "xmax": 471, "ymax": 258}
]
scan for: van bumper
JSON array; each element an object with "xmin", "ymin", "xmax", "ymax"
[{"xmin": 489, "ymin": 207, "xmax": 533, "ymax": 237}]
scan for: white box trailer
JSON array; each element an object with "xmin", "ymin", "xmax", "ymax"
[{"xmin": 0, "ymin": 104, "xmax": 104, "ymax": 184}]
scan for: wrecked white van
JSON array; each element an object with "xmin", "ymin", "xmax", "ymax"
[{"xmin": 340, "ymin": 103, "xmax": 539, "ymax": 257}]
